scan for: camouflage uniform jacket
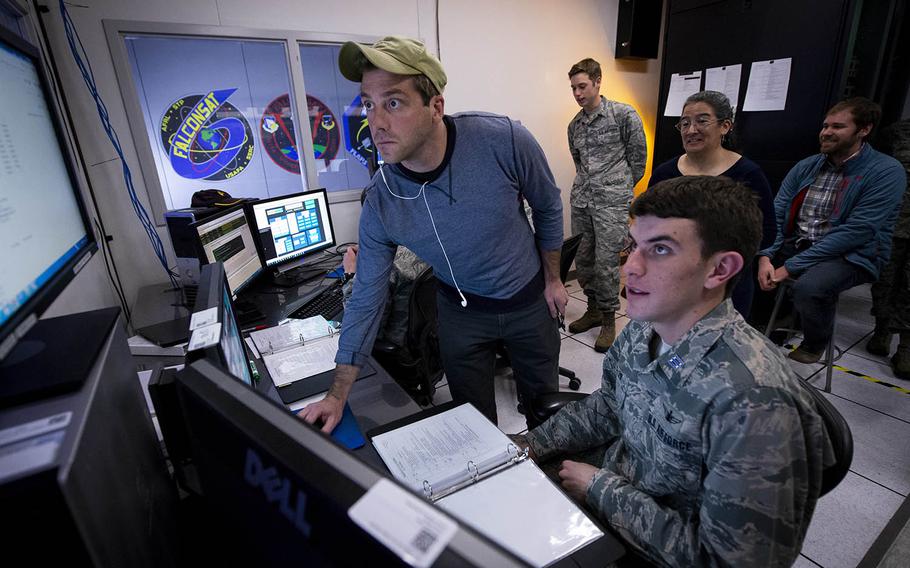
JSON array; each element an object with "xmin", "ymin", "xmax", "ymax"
[
  {"xmin": 343, "ymin": 246, "xmax": 428, "ymax": 349},
  {"xmin": 527, "ymin": 300, "xmax": 834, "ymax": 568},
  {"xmin": 881, "ymin": 119, "xmax": 910, "ymax": 239},
  {"xmin": 568, "ymin": 96, "xmax": 647, "ymax": 209}
]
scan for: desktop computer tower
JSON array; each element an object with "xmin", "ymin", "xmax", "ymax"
[
  {"xmin": 0, "ymin": 309, "xmax": 179, "ymax": 567},
  {"xmin": 164, "ymin": 206, "xmax": 221, "ymax": 300}
]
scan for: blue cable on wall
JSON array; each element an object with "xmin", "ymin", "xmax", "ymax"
[{"xmin": 58, "ymin": 0, "xmax": 178, "ymax": 290}]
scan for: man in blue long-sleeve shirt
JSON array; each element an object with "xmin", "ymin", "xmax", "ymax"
[{"xmin": 298, "ymin": 36, "xmax": 567, "ymax": 432}]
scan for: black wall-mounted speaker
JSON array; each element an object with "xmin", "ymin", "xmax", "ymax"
[{"xmin": 615, "ymin": 0, "xmax": 663, "ymax": 60}]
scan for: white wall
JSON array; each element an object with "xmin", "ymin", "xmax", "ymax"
[{"xmin": 34, "ymin": 0, "xmax": 663, "ymax": 320}]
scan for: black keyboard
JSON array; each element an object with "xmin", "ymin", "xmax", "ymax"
[{"xmin": 289, "ymin": 280, "xmax": 345, "ymax": 321}]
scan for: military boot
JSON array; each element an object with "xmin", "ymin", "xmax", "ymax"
[
  {"xmin": 866, "ymin": 323, "xmax": 892, "ymax": 356},
  {"xmin": 594, "ymin": 312, "xmax": 616, "ymax": 353},
  {"xmin": 569, "ymin": 305, "xmax": 601, "ymax": 333},
  {"xmin": 892, "ymin": 333, "xmax": 910, "ymax": 380}
]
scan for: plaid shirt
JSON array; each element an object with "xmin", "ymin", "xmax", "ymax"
[{"xmin": 796, "ymin": 146, "xmax": 863, "ymax": 242}]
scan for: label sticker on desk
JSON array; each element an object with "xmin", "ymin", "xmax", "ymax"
[
  {"xmin": 188, "ymin": 322, "xmax": 221, "ymax": 352},
  {"xmin": 189, "ymin": 307, "xmax": 218, "ymax": 331},
  {"xmin": 349, "ymin": 478, "xmax": 456, "ymax": 567}
]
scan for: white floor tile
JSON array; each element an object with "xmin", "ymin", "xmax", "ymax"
[
  {"xmin": 431, "ymin": 382, "xmax": 452, "ymax": 406},
  {"xmin": 822, "ymin": 392, "xmax": 910, "ymax": 496},
  {"xmin": 558, "ymin": 337, "xmax": 606, "ymax": 395},
  {"xmin": 492, "ymin": 369, "xmax": 530, "ymax": 435},
  {"xmin": 818, "ymin": 352, "xmax": 910, "ymax": 422},
  {"xmin": 792, "ymin": 554, "xmax": 822, "ymax": 568},
  {"xmin": 800, "ymin": 471, "xmax": 904, "ymax": 568}
]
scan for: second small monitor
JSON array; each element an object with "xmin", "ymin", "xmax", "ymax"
[{"xmin": 249, "ymin": 189, "xmax": 335, "ymax": 270}]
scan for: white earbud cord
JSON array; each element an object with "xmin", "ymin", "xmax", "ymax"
[{"xmin": 380, "ymin": 165, "xmax": 468, "ymax": 307}]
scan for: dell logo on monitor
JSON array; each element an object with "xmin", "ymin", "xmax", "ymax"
[{"xmin": 244, "ymin": 447, "xmax": 312, "ymax": 537}]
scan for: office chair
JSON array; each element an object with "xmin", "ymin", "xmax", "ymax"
[
  {"xmin": 371, "ymin": 267, "xmax": 444, "ymax": 406},
  {"xmin": 792, "ymin": 376, "xmax": 853, "ymax": 496}
]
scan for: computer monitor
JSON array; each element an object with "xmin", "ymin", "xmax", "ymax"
[
  {"xmin": 248, "ymin": 188, "xmax": 336, "ymax": 271},
  {"xmin": 0, "ymin": 27, "xmax": 97, "ymax": 359},
  {"xmin": 185, "ymin": 262, "xmax": 253, "ymax": 386},
  {"xmin": 191, "ymin": 206, "xmax": 263, "ymax": 295},
  {"xmin": 174, "ymin": 358, "xmax": 526, "ymax": 566}
]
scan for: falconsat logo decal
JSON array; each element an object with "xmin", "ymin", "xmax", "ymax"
[{"xmin": 160, "ymin": 89, "xmax": 254, "ymax": 181}]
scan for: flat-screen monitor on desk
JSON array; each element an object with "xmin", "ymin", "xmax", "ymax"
[
  {"xmin": 248, "ymin": 189, "xmax": 335, "ymax": 285},
  {"xmin": 175, "ymin": 358, "xmax": 527, "ymax": 567},
  {"xmin": 0, "ymin": 26, "xmax": 97, "ymax": 361},
  {"xmin": 192, "ymin": 206, "xmax": 263, "ymax": 296},
  {"xmin": 185, "ymin": 261, "xmax": 254, "ymax": 386}
]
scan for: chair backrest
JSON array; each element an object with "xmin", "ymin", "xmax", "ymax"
[
  {"xmin": 403, "ymin": 267, "xmax": 444, "ymax": 400},
  {"xmin": 560, "ymin": 234, "xmax": 583, "ymax": 284},
  {"xmin": 797, "ymin": 380, "xmax": 854, "ymax": 496}
]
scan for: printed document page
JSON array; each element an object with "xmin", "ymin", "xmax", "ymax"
[
  {"xmin": 371, "ymin": 403, "xmax": 513, "ymax": 493},
  {"xmin": 437, "ymin": 460, "xmax": 603, "ymax": 567},
  {"xmin": 262, "ymin": 334, "xmax": 339, "ymax": 387}
]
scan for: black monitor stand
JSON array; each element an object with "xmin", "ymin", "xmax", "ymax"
[{"xmin": 0, "ymin": 307, "xmax": 120, "ymax": 409}]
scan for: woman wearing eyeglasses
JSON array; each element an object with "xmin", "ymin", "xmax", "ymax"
[{"xmin": 648, "ymin": 90, "xmax": 776, "ymax": 318}]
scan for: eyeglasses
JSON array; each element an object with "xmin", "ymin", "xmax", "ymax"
[{"xmin": 674, "ymin": 117, "xmax": 721, "ymax": 131}]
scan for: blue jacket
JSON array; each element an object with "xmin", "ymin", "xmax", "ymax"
[
  {"xmin": 335, "ymin": 112, "xmax": 564, "ymax": 367},
  {"xmin": 759, "ymin": 144, "xmax": 906, "ymax": 278}
]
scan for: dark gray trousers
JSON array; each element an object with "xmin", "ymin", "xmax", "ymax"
[{"xmin": 436, "ymin": 293, "xmax": 560, "ymax": 427}]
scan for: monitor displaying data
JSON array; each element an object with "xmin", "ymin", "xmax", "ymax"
[
  {"xmin": 248, "ymin": 189, "xmax": 335, "ymax": 268},
  {"xmin": 193, "ymin": 206, "xmax": 262, "ymax": 295},
  {"xmin": 0, "ymin": 29, "xmax": 95, "ymax": 352}
]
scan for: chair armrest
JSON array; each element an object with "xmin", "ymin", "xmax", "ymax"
[
  {"xmin": 371, "ymin": 338, "xmax": 398, "ymax": 354},
  {"xmin": 528, "ymin": 392, "xmax": 587, "ymax": 423}
]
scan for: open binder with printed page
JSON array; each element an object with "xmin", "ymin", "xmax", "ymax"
[
  {"xmin": 249, "ymin": 315, "xmax": 339, "ymax": 387},
  {"xmin": 368, "ymin": 402, "xmax": 620, "ymax": 567}
]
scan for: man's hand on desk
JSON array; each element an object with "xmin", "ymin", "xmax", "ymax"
[{"xmin": 297, "ymin": 363, "xmax": 359, "ymax": 433}]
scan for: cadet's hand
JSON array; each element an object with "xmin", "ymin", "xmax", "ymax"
[
  {"xmin": 297, "ymin": 395, "xmax": 344, "ymax": 434},
  {"xmin": 757, "ymin": 256, "xmax": 776, "ymax": 291},
  {"xmin": 558, "ymin": 460, "xmax": 598, "ymax": 502},
  {"xmin": 544, "ymin": 280, "xmax": 569, "ymax": 319},
  {"xmin": 342, "ymin": 245, "xmax": 359, "ymax": 274}
]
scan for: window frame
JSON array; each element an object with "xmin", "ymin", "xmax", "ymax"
[{"xmin": 103, "ymin": 19, "xmax": 378, "ymax": 224}]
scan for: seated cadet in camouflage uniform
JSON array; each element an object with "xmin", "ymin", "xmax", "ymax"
[
  {"xmin": 867, "ymin": 117, "xmax": 910, "ymax": 378},
  {"xmin": 340, "ymin": 244, "xmax": 428, "ymax": 351},
  {"xmin": 520, "ymin": 177, "xmax": 833, "ymax": 567}
]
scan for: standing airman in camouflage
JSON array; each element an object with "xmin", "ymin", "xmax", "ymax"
[
  {"xmin": 523, "ymin": 177, "xmax": 833, "ymax": 567},
  {"xmin": 567, "ymin": 58, "xmax": 647, "ymax": 352},
  {"xmin": 868, "ymin": 118, "xmax": 910, "ymax": 378}
]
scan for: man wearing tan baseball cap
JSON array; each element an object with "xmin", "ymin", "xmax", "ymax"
[{"xmin": 299, "ymin": 36, "xmax": 567, "ymax": 433}]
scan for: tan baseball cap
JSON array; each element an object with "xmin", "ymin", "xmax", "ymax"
[{"xmin": 338, "ymin": 36, "xmax": 447, "ymax": 94}]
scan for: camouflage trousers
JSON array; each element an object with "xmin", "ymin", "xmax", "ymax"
[
  {"xmin": 571, "ymin": 204, "xmax": 628, "ymax": 313},
  {"xmin": 871, "ymin": 237, "xmax": 910, "ymax": 332}
]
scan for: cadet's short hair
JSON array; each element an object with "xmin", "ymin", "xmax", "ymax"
[
  {"xmin": 568, "ymin": 58, "xmax": 602, "ymax": 83},
  {"xmin": 826, "ymin": 97, "xmax": 881, "ymax": 136},
  {"xmin": 630, "ymin": 176, "xmax": 762, "ymax": 296},
  {"xmin": 352, "ymin": 51, "xmax": 440, "ymax": 105}
]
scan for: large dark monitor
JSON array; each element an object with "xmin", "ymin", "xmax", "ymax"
[
  {"xmin": 0, "ymin": 26, "xmax": 97, "ymax": 359},
  {"xmin": 191, "ymin": 205, "xmax": 263, "ymax": 295},
  {"xmin": 175, "ymin": 359, "xmax": 526, "ymax": 566},
  {"xmin": 248, "ymin": 188, "xmax": 336, "ymax": 272},
  {"xmin": 185, "ymin": 262, "xmax": 253, "ymax": 386}
]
